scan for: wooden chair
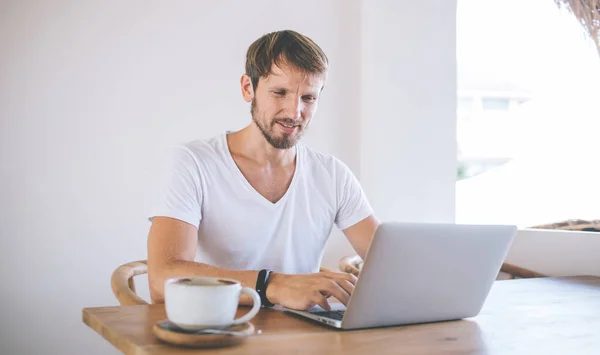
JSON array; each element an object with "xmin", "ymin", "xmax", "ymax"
[
  {"xmin": 338, "ymin": 255, "xmax": 547, "ymax": 280},
  {"xmin": 111, "ymin": 260, "xmax": 336, "ymax": 306}
]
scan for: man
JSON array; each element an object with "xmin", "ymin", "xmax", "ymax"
[{"xmin": 147, "ymin": 30, "xmax": 380, "ymax": 311}]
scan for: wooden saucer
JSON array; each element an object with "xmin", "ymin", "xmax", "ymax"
[{"xmin": 153, "ymin": 320, "xmax": 255, "ymax": 348}]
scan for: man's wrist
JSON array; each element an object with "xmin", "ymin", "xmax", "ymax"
[
  {"xmin": 265, "ymin": 272, "xmax": 281, "ymax": 306},
  {"xmin": 256, "ymin": 269, "xmax": 276, "ymax": 307}
]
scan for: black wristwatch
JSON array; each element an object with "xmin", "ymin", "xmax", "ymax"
[{"xmin": 256, "ymin": 269, "xmax": 275, "ymax": 308}]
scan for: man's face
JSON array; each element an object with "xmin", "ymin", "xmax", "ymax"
[{"xmin": 250, "ymin": 62, "xmax": 325, "ymax": 149}]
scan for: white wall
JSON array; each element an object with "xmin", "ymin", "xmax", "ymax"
[
  {"xmin": 321, "ymin": 0, "xmax": 458, "ymax": 267},
  {"xmin": 0, "ymin": 1, "xmax": 457, "ymax": 354},
  {"xmin": 506, "ymin": 229, "xmax": 600, "ymax": 277},
  {"xmin": 360, "ymin": 0, "xmax": 457, "ymax": 223}
]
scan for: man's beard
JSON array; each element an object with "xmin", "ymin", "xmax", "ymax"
[{"xmin": 251, "ymin": 99, "xmax": 306, "ymax": 150}]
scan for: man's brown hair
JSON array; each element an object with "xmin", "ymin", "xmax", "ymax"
[{"xmin": 245, "ymin": 30, "xmax": 328, "ymax": 90}]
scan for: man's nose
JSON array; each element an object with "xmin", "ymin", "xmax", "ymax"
[{"xmin": 284, "ymin": 97, "xmax": 302, "ymax": 120}]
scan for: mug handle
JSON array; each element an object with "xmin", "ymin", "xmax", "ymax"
[{"xmin": 232, "ymin": 287, "xmax": 262, "ymax": 325}]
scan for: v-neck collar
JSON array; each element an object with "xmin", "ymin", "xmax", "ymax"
[{"xmin": 221, "ymin": 131, "xmax": 302, "ymax": 208}]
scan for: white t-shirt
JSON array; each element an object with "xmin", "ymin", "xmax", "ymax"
[{"xmin": 149, "ymin": 132, "xmax": 373, "ymax": 274}]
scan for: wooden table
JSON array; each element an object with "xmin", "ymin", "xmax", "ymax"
[{"xmin": 83, "ymin": 276, "xmax": 600, "ymax": 354}]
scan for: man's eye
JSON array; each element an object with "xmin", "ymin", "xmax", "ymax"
[
  {"xmin": 303, "ymin": 96, "xmax": 316, "ymax": 102},
  {"xmin": 274, "ymin": 91, "xmax": 286, "ymax": 96}
]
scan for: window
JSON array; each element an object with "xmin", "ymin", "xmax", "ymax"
[
  {"xmin": 456, "ymin": 0, "xmax": 600, "ymax": 228},
  {"xmin": 481, "ymin": 98, "xmax": 510, "ymax": 111}
]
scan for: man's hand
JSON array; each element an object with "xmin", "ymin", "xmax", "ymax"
[{"xmin": 266, "ymin": 272, "xmax": 358, "ymax": 311}]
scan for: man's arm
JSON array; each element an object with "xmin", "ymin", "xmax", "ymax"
[
  {"xmin": 147, "ymin": 216, "xmax": 358, "ymax": 310},
  {"xmin": 147, "ymin": 216, "xmax": 263, "ymax": 304},
  {"xmin": 342, "ymin": 215, "xmax": 381, "ymax": 259},
  {"xmin": 332, "ymin": 157, "xmax": 379, "ymax": 260}
]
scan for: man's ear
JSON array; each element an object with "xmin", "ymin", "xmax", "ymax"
[{"xmin": 240, "ymin": 74, "xmax": 254, "ymax": 103}]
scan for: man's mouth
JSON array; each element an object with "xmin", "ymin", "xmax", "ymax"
[{"xmin": 276, "ymin": 121, "xmax": 300, "ymax": 131}]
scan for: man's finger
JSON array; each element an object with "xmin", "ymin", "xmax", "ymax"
[
  {"xmin": 321, "ymin": 280, "xmax": 351, "ymax": 305},
  {"xmin": 341, "ymin": 272, "xmax": 358, "ymax": 285},
  {"xmin": 336, "ymin": 279, "xmax": 355, "ymax": 296},
  {"xmin": 326, "ymin": 272, "xmax": 358, "ymax": 285},
  {"xmin": 311, "ymin": 291, "xmax": 331, "ymax": 311}
]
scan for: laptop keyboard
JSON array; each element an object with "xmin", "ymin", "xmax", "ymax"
[{"xmin": 309, "ymin": 310, "xmax": 345, "ymax": 321}]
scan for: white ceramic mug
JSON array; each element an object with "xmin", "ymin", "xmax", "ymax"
[{"xmin": 164, "ymin": 276, "xmax": 261, "ymax": 330}]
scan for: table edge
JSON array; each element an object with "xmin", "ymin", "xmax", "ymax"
[{"xmin": 82, "ymin": 307, "xmax": 139, "ymax": 355}]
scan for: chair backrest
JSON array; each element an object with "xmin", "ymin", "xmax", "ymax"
[
  {"xmin": 111, "ymin": 260, "xmax": 149, "ymax": 305},
  {"xmin": 111, "ymin": 257, "xmax": 546, "ymax": 306},
  {"xmin": 111, "ymin": 260, "xmax": 336, "ymax": 306}
]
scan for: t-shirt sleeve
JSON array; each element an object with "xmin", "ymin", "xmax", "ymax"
[
  {"xmin": 148, "ymin": 145, "xmax": 203, "ymax": 228},
  {"xmin": 334, "ymin": 158, "xmax": 374, "ymax": 230}
]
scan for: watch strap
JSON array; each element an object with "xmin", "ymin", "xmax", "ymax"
[{"xmin": 256, "ymin": 269, "xmax": 275, "ymax": 308}]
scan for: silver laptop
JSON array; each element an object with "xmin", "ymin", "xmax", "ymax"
[{"xmin": 285, "ymin": 222, "xmax": 516, "ymax": 329}]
